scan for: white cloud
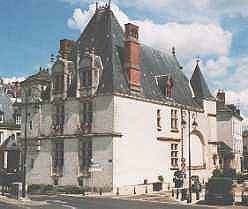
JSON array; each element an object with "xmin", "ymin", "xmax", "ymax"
[
  {"xmin": 1, "ymin": 77, "xmax": 25, "ymax": 84},
  {"xmin": 205, "ymin": 56, "xmax": 232, "ymax": 78},
  {"xmin": 68, "ymin": 3, "xmax": 232, "ymax": 59},
  {"xmin": 119, "ymin": 0, "xmax": 248, "ymax": 22}
]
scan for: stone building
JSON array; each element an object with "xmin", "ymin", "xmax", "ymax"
[
  {"xmin": 216, "ymin": 90, "xmax": 243, "ymax": 172},
  {"xmin": 20, "ymin": 5, "xmax": 218, "ymax": 193},
  {"xmin": 0, "ymin": 78, "xmax": 21, "ymax": 171},
  {"xmin": 243, "ymin": 130, "xmax": 248, "ymax": 171}
]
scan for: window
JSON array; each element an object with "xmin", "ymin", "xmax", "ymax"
[
  {"xmin": 16, "ymin": 132, "xmax": 21, "ymax": 139},
  {"xmin": 29, "ymin": 120, "xmax": 33, "ymax": 130},
  {"xmin": 27, "ymin": 88, "xmax": 32, "ymax": 97},
  {"xmin": 157, "ymin": 109, "xmax": 162, "ymax": 131},
  {"xmin": 0, "ymin": 132, "xmax": 3, "ymax": 144},
  {"xmin": 171, "ymin": 109, "xmax": 178, "ymax": 130},
  {"xmin": 81, "ymin": 102, "xmax": 93, "ymax": 132},
  {"xmin": 31, "ymin": 158, "xmax": 34, "ymax": 169},
  {"xmin": 171, "ymin": 144, "xmax": 179, "ymax": 169},
  {"xmin": 53, "ymin": 75, "xmax": 64, "ymax": 93},
  {"xmin": 52, "ymin": 141, "xmax": 64, "ymax": 175},
  {"xmin": 0, "ymin": 111, "xmax": 4, "ymax": 123},
  {"xmin": 15, "ymin": 114, "xmax": 21, "ymax": 125},
  {"xmin": 81, "ymin": 70, "xmax": 92, "ymax": 88},
  {"xmin": 53, "ymin": 104, "xmax": 65, "ymax": 131},
  {"xmin": 78, "ymin": 139, "xmax": 92, "ymax": 173}
]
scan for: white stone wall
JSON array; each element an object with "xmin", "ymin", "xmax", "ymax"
[
  {"xmin": 27, "ymin": 139, "xmax": 53, "ymax": 185},
  {"xmin": 91, "ymin": 136, "xmax": 113, "ymax": 191},
  {"xmin": 113, "ymin": 96, "xmax": 217, "ymax": 189}
]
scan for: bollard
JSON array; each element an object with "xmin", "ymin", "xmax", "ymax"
[
  {"xmin": 99, "ymin": 188, "xmax": 103, "ymax": 196},
  {"xmin": 134, "ymin": 187, "xmax": 136, "ymax": 195},
  {"xmin": 196, "ymin": 191, "xmax": 200, "ymax": 200},
  {"xmin": 116, "ymin": 187, "xmax": 119, "ymax": 196}
]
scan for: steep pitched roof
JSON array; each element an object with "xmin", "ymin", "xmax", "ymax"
[
  {"xmin": 76, "ymin": 8, "xmax": 199, "ymax": 108},
  {"xmin": 190, "ymin": 63, "xmax": 213, "ymax": 100}
]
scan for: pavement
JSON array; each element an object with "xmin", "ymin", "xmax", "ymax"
[{"xmin": 0, "ymin": 193, "xmax": 247, "ymax": 209}]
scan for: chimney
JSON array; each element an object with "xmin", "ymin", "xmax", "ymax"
[
  {"xmin": 125, "ymin": 23, "xmax": 141, "ymax": 92},
  {"xmin": 217, "ymin": 89, "xmax": 225, "ymax": 105},
  {"xmin": 59, "ymin": 39, "xmax": 76, "ymax": 61}
]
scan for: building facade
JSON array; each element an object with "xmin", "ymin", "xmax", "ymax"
[
  {"xmin": 243, "ymin": 130, "xmax": 248, "ymax": 171},
  {"xmin": 20, "ymin": 5, "xmax": 219, "ymax": 193},
  {"xmin": 0, "ymin": 78, "xmax": 21, "ymax": 171},
  {"xmin": 216, "ymin": 90, "xmax": 243, "ymax": 172}
]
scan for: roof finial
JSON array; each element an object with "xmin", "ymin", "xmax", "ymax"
[
  {"xmin": 96, "ymin": 1, "xmax": 98, "ymax": 11},
  {"xmin": 172, "ymin": 46, "xmax": 176, "ymax": 56},
  {"xmin": 196, "ymin": 56, "xmax": 200, "ymax": 65},
  {"xmin": 108, "ymin": 0, "xmax": 111, "ymax": 8}
]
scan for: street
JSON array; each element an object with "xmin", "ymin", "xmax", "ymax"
[{"xmin": 0, "ymin": 195, "xmax": 237, "ymax": 209}]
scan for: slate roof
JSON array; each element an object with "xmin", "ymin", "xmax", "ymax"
[
  {"xmin": 75, "ymin": 8, "xmax": 200, "ymax": 108},
  {"xmin": 190, "ymin": 63, "xmax": 213, "ymax": 100},
  {"xmin": 217, "ymin": 101, "xmax": 243, "ymax": 121}
]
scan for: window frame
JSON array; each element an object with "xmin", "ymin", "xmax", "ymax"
[
  {"xmin": 171, "ymin": 143, "xmax": 179, "ymax": 169},
  {"xmin": 171, "ymin": 109, "xmax": 178, "ymax": 130}
]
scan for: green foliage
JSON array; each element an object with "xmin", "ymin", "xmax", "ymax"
[
  {"xmin": 208, "ymin": 177, "xmax": 233, "ymax": 194},
  {"xmin": 55, "ymin": 186, "xmax": 83, "ymax": 194},
  {"xmin": 28, "ymin": 184, "xmax": 54, "ymax": 194},
  {"xmin": 28, "ymin": 184, "xmax": 84, "ymax": 195},
  {"xmin": 212, "ymin": 169, "xmax": 224, "ymax": 177},
  {"xmin": 158, "ymin": 175, "xmax": 164, "ymax": 182}
]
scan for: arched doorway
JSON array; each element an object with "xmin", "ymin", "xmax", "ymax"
[{"xmin": 189, "ymin": 130, "xmax": 205, "ymax": 168}]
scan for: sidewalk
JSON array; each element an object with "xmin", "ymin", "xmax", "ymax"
[{"xmin": 0, "ymin": 194, "xmax": 47, "ymax": 207}]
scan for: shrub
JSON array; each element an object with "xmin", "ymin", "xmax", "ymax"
[
  {"xmin": 158, "ymin": 176, "xmax": 164, "ymax": 182},
  {"xmin": 28, "ymin": 184, "xmax": 54, "ymax": 194},
  {"xmin": 212, "ymin": 169, "xmax": 224, "ymax": 177},
  {"xmin": 55, "ymin": 185, "xmax": 83, "ymax": 194}
]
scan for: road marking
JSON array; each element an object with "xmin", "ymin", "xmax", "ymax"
[
  {"xmin": 61, "ymin": 204, "xmax": 77, "ymax": 209},
  {"xmin": 48, "ymin": 200, "xmax": 68, "ymax": 204},
  {"xmin": 47, "ymin": 200, "xmax": 77, "ymax": 209}
]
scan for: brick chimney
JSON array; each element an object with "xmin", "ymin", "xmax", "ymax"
[
  {"xmin": 59, "ymin": 39, "xmax": 76, "ymax": 61},
  {"xmin": 217, "ymin": 89, "xmax": 225, "ymax": 105},
  {"xmin": 125, "ymin": 23, "xmax": 141, "ymax": 92}
]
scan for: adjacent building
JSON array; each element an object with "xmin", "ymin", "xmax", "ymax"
[
  {"xmin": 0, "ymin": 78, "xmax": 21, "ymax": 172},
  {"xmin": 20, "ymin": 5, "xmax": 219, "ymax": 193},
  {"xmin": 216, "ymin": 90, "xmax": 243, "ymax": 172},
  {"xmin": 243, "ymin": 130, "xmax": 248, "ymax": 171}
]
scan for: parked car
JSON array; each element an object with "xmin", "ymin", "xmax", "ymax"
[{"xmin": 205, "ymin": 177, "xmax": 234, "ymax": 205}]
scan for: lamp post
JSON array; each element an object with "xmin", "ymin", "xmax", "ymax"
[
  {"xmin": 21, "ymin": 87, "xmax": 41, "ymax": 198},
  {"xmin": 187, "ymin": 110, "xmax": 198, "ymax": 204},
  {"xmin": 21, "ymin": 88, "xmax": 28, "ymax": 198}
]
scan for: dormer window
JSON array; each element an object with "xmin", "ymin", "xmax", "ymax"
[
  {"xmin": 167, "ymin": 77, "xmax": 174, "ymax": 98},
  {"xmin": 0, "ymin": 111, "xmax": 4, "ymax": 123},
  {"xmin": 156, "ymin": 75, "xmax": 174, "ymax": 98},
  {"xmin": 53, "ymin": 74, "xmax": 64, "ymax": 93}
]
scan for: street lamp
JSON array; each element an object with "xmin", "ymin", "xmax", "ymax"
[
  {"xmin": 21, "ymin": 87, "xmax": 42, "ymax": 198},
  {"xmin": 181, "ymin": 110, "xmax": 187, "ymax": 170},
  {"xmin": 187, "ymin": 111, "xmax": 198, "ymax": 204}
]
